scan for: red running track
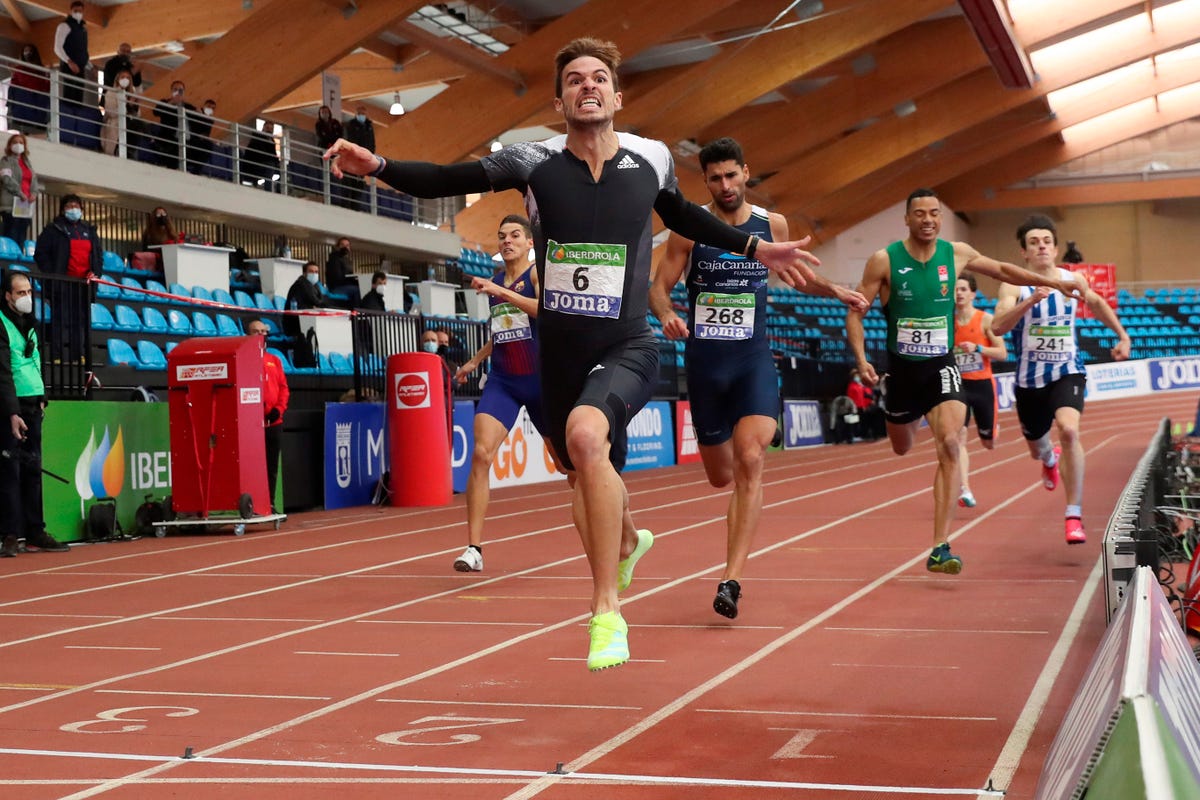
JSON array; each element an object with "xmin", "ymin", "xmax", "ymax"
[{"xmin": 0, "ymin": 393, "xmax": 1191, "ymax": 799}]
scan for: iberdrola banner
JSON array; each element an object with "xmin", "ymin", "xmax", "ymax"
[{"xmin": 42, "ymin": 401, "xmax": 172, "ymax": 542}]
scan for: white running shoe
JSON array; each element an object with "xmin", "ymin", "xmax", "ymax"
[
  {"xmin": 958, "ymin": 490, "xmax": 976, "ymax": 508},
  {"xmin": 453, "ymin": 547, "xmax": 483, "ymax": 572}
]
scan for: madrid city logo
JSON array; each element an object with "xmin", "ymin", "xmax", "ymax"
[{"xmin": 74, "ymin": 426, "xmax": 126, "ymax": 514}]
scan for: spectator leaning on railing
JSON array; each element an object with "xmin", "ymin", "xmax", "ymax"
[
  {"xmin": 34, "ymin": 194, "xmax": 103, "ymax": 365},
  {"xmin": 8, "ymin": 45, "xmax": 50, "ymax": 134}
]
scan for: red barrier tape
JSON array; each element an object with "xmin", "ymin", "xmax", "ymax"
[{"xmin": 88, "ymin": 276, "xmax": 355, "ymax": 318}]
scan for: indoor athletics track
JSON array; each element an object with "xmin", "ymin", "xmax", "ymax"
[{"xmin": 0, "ymin": 392, "xmax": 1193, "ymax": 799}]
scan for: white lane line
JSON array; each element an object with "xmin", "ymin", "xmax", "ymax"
[
  {"xmin": 375, "ymin": 698, "xmax": 641, "ymax": 711},
  {"xmin": 63, "ymin": 646, "xmax": 160, "ymax": 652},
  {"xmin": 975, "ymin": 557, "xmax": 1105, "ymax": 798},
  {"xmin": 151, "ymin": 617, "xmax": 323, "ymax": 623},
  {"xmin": 825, "ymin": 627, "xmax": 1049, "ymax": 635},
  {"xmin": 831, "ymin": 663, "xmax": 959, "ymax": 670},
  {"xmin": 502, "ymin": 435, "xmax": 1124, "ymax": 800},
  {"xmin": 356, "ymin": 620, "xmax": 542, "ymax": 627},
  {"xmin": 95, "ymin": 690, "xmax": 331, "ymax": 701},
  {"xmin": 294, "ymin": 651, "xmax": 400, "ymax": 658},
  {"xmin": 697, "ymin": 708, "xmax": 998, "ymax": 722},
  {"xmin": 0, "ymin": 613, "xmax": 123, "ymax": 619},
  {"xmin": 0, "ymin": 747, "xmax": 1004, "ymax": 795}
]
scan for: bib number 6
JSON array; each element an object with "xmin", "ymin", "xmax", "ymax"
[{"xmin": 572, "ymin": 267, "xmax": 589, "ymax": 292}]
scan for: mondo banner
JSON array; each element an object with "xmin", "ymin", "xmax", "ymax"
[
  {"xmin": 323, "ymin": 402, "xmax": 387, "ymax": 510},
  {"xmin": 42, "ymin": 401, "xmax": 172, "ymax": 543},
  {"xmin": 489, "ymin": 406, "xmax": 563, "ymax": 488},
  {"xmin": 452, "ymin": 400, "xmax": 474, "ymax": 494},
  {"xmin": 625, "ymin": 401, "xmax": 674, "ymax": 472}
]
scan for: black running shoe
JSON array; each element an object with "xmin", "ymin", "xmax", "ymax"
[
  {"xmin": 24, "ymin": 533, "xmax": 70, "ymax": 553},
  {"xmin": 713, "ymin": 580, "xmax": 741, "ymax": 619}
]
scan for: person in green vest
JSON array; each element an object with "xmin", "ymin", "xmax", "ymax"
[
  {"xmin": 845, "ymin": 189, "xmax": 1080, "ymax": 576},
  {"xmin": 0, "ymin": 271, "xmax": 70, "ymax": 556}
]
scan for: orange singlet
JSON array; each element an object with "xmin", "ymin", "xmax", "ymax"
[{"xmin": 953, "ymin": 309, "xmax": 994, "ymax": 380}]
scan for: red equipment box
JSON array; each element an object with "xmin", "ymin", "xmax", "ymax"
[{"xmin": 167, "ymin": 336, "xmax": 270, "ymax": 519}]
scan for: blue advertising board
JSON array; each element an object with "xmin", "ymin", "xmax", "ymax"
[
  {"xmin": 452, "ymin": 400, "xmax": 475, "ymax": 493},
  {"xmin": 783, "ymin": 399, "xmax": 824, "ymax": 448},
  {"xmin": 624, "ymin": 400, "xmax": 675, "ymax": 472},
  {"xmin": 324, "ymin": 402, "xmax": 387, "ymax": 510}
]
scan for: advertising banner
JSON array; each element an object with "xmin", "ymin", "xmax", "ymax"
[
  {"xmin": 782, "ymin": 400, "xmax": 823, "ymax": 448},
  {"xmin": 624, "ymin": 401, "xmax": 674, "ymax": 472},
  {"xmin": 42, "ymin": 401, "xmax": 172, "ymax": 543},
  {"xmin": 489, "ymin": 406, "xmax": 563, "ymax": 488},
  {"xmin": 323, "ymin": 402, "xmax": 387, "ymax": 510},
  {"xmin": 675, "ymin": 400, "xmax": 701, "ymax": 465},
  {"xmin": 452, "ymin": 400, "xmax": 474, "ymax": 494},
  {"xmin": 1149, "ymin": 355, "xmax": 1200, "ymax": 394}
]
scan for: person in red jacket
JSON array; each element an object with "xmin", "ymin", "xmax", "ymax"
[{"xmin": 247, "ymin": 319, "xmax": 288, "ymax": 513}]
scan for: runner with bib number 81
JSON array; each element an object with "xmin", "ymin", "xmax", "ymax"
[{"xmin": 846, "ymin": 190, "xmax": 1082, "ymax": 575}]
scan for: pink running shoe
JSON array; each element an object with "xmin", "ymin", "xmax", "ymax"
[
  {"xmin": 1065, "ymin": 517, "xmax": 1086, "ymax": 545},
  {"xmin": 1042, "ymin": 446, "xmax": 1061, "ymax": 491}
]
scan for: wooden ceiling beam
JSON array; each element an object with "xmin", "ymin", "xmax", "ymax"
[
  {"xmin": 18, "ymin": 0, "xmax": 108, "ymax": 28},
  {"xmin": 377, "ymin": 0, "xmax": 744, "ymax": 165},
  {"xmin": 695, "ymin": 16, "xmax": 986, "ymax": 177},
  {"xmin": 0, "ymin": 0, "xmax": 30, "ymax": 35},
  {"xmin": 1012, "ymin": 0, "xmax": 1144, "ymax": 49},
  {"xmin": 392, "ymin": 19, "xmax": 524, "ymax": 90},
  {"xmin": 631, "ymin": 0, "xmax": 954, "ymax": 140},
  {"xmin": 761, "ymin": 2, "xmax": 1200, "ymax": 220},
  {"xmin": 263, "ymin": 50, "xmax": 465, "ymax": 113},
  {"xmin": 159, "ymin": 0, "xmax": 425, "ymax": 123},
  {"xmin": 943, "ymin": 81, "xmax": 1200, "ymax": 211},
  {"xmin": 944, "ymin": 174, "xmax": 1200, "ymax": 211}
]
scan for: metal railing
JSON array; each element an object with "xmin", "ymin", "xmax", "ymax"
[{"xmin": 0, "ymin": 54, "xmax": 455, "ymax": 228}]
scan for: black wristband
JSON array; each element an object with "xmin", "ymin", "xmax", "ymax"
[
  {"xmin": 745, "ymin": 235, "xmax": 760, "ymax": 260},
  {"xmin": 369, "ymin": 155, "xmax": 387, "ymax": 177}
]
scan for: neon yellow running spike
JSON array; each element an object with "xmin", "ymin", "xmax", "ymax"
[
  {"xmin": 617, "ymin": 529, "xmax": 654, "ymax": 593},
  {"xmin": 587, "ymin": 611, "xmax": 629, "ymax": 671}
]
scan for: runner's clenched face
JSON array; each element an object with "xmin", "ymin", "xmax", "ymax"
[
  {"xmin": 497, "ymin": 222, "xmax": 532, "ymax": 266},
  {"xmin": 555, "ymin": 56, "xmax": 622, "ymax": 128},
  {"xmin": 1020, "ymin": 228, "xmax": 1059, "ymax": 270}
]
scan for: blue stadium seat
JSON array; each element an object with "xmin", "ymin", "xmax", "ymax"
[
  {"xmin": 192, "ymin": 286, "xmax": 213, "ymax": 304},
  {"xmin": 254, "ymin": 292, "xmax": 274, "ymax": 311},
  {"xmin": 168, "ymin": 283, "xmax": 191, "ymax": 304},
  {"xmin": 135, "ymin": 340, "xmax": 167, "ymax": 370},
  {"xmin": 191, "ymin": 311, "xmax": 218, "ymax": 336},
  {"xmin": 329, "ymin": 352, "xmax": 353, "ymax": 375},
  {"xmin": 106, "ymin": 337, "xmax": 140, "ymax": 367},
  {"xmin": 233, "ymin": 290, "xmax": 255, "ymax": 309},
  {"xmin": 142, "ymin": 306, "xmax": 168, "ymax": 333},
  {"xmin": 0, "ymin": 237, "xmax": 23, "ymax": 261},
  {"xmin": 272, "ymin": 295, "xmax": 285, "ymax": 311},
  {"xmin": 165, "ymin": 341, "xmax": 177, "ymax": 354},
  {"xmin": 266, "ymin": 347, "xmax": 293, "ymax": 374},
  {"xmin": 212, "ymin": 288, "xmax": 235, "ymax": 307},
  {"xmin": 102, "ymin": 251, "xmax": 126, "ymax": 276},
  {"xmin": 216, "ymin": 313, "xmax": 241, "ymax": 337},
  {"xmin": 167, "ymin": 308, "xmax": 192, "ymax": 336},
  {"xmin": 114, "ymin": 304, "xmax": 141, "ymax": 332},
  {"xmin": 120, "ymin": 276, "xmax": 144, "ymax": 299},
  {"xmin": 91, "ymin": 303, "xmax": 114, "ymax": 331},
  {"xmin": 96, "ymin": 280, "xmax": 120, "ymax": 299},
  {"xmin": 143, "ymin": 279, "xmax": 169, "ymax": 303}
]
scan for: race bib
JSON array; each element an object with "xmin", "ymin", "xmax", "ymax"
[
  {"xmin": 542, "ymin": 240, "xmax": 626, "ymax": 319},
  {"xmin": 955, "ymin": 349, "xmax": 984, "ymax": 373},
  {"xmin": 490, "ymin": 302, "xmax": 532, "ymax": 345},
  {"xmin": 1023, "ymin": 323, "xmax": 1076, "ymax": 363},
  {"xmin": 694, "ymin": 292, "xmax": 755, "ymax": 340},
  {"xmin": 896, "ymin": 316, "xmax": 949, "ymax": 356}
]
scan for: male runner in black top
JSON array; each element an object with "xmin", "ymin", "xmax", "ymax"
[{"xmin": 325, "ymin": 37, "xmax": 825, "ymax": 672}]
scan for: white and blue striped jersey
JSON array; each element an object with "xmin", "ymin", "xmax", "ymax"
[{"xmin": 1010, "ymin": 267, "xmax": 1083, "ymax": 389}]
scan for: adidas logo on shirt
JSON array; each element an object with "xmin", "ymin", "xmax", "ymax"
[{"xmin": 616, "ymin": 154, "xmax": 639, "ymax": 170}]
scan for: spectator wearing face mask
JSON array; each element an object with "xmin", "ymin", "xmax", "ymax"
[
  {"xmin": 54, "ymin": 1, "xmax": 92, "ymax": 109},
  {"xmin": 359, "ymin": 271, "xmax": 388, "ymax": 312},
  {"xmin": 140, "ymin": 206, "xmax": 177, "ymax": 250},
  {"xmin": 101, "ymin": 68, "xmax": 141, "ymax": 156},
  {"xmin": 7, "ymin": 44, "xmax": 50, "ymax": 133},
  {"xmin": 0, "ymin": 270, "xmax": 72, "ymax": 557},
  {"xmin": 152, "ymin": 80, "xmax": 196, "ymax": 169},
  {"xmin": 0, "ymin": 133, "xmax": 41, "ymax": 246},
  {"xmin": 186, "ymin": 99, "xmax": 219, "ymax": 174},
  {"xmin": 34, "ymin": 194, "xmax": 102, "ymax": 364},
  {"xmin": 421, "ymin": 328, "xmax": 457, "ymax": 415},
  {"xmin": 323, "ymin": 236, "xmax": 360, "ymax": 307},
  {"xmin": 101, "ymin": 42, "xmax": 142, "ymax": 95}
]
